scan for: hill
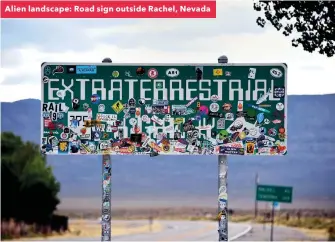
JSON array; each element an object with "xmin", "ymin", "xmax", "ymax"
[{"xmin": 1, "ymin": 95, "xmax": 335, "ymax": 209}]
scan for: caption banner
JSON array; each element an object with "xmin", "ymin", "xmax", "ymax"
[{"xmin": 1, "ymin": 0, "xmax": 216, "ymax": 18}]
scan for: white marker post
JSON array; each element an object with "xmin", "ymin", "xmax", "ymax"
[
  {"xmin": 218, "ymin": 55, "xmax": 228, "ymax": 242},
  {"xmin": 101, "ymin": 58, "xmax": 112, "ymax": 242}
]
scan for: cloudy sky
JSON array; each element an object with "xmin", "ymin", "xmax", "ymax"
[{"xmin": 1, "ymin": 0, "xmax": 334, "ymax": 102}]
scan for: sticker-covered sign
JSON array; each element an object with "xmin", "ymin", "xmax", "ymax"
[{"xmin": 41, "ymin": 63, "xmax": 287, "ymax": 155}]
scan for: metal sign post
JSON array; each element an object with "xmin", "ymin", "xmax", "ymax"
[
  {"xmin": 218, "ymin": 155, "xmax": 228, "ymax": 241},
  {"xmin": 254, "ymin": 172, "xmax": 259, "ymax": 219},
  {"xmin": 270, "ymin": 202, "xmax": 275, "ymax": 241},
  {"xmin": 218, "ymin": 55, "xmax": 228, "ymax": 241},
  {"xmin": 102, "ymin": 154, "xmax": 112, "ymax": 241},
  {"xmin": 101, "ymin": 58, "xmax": 112, "ymax": 242},
  {"xmin": 256, "ymin": 184, "xmax": 293, "ymax": 241}
]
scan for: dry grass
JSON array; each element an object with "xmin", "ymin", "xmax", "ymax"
[
  {"xmin": 56, "ymin": 208, "xmax": 335, "ymax": 240},
  {"xmin": 20, "ymin": 220, "xmax": 163, "ymax": 240}
]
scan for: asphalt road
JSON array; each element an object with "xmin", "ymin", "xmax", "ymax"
[
  {"xmin": 113, "ymin": 220, "xmax": 251, "ymax": 241},
  {"xmin": 46, "ymin": 220, "xmax": 314, "ymax": 241},
  {"xmin": 54, "ymin": 220, "xmax": 251, "ymax": 241},
  {"xmin": 238, "ymin": 222, "xmax": 315, "ymax": 241}
]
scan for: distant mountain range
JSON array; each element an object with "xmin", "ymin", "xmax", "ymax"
[{"xmin": 1, "ymin": 95, "xmax": 335, "ymax": 210}]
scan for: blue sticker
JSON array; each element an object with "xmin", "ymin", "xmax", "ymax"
[
  {"xmin": 91, "ymin": 94, "xmax": 100, "ymax": 104},
  {"xmin": 76, "ymin": 65, "xmax": 97, "ymax": 74}
]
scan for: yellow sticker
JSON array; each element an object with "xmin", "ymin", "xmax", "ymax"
[
  {"xmin": 213, "ymin": 68, "xmax": 223, "ymax": 76},
  {"xmin": 128, "ymin": 145, "xmax": 135, "ymax": 152},
  {"xmin": 162, "ymin": 144, "xmax": 170, "ymax": 152},
  {"xmin": 197, "ymin": 102, "xmax": 201, "ymax": 107},
  {"xmin": 111, "ymin": 100, "xmax": 124, "ymax": 114},
  {"xmin": 174, "ymin": 118, "xmax": 184, "ymax": 124},
  {"xmin": 112, "ymin": 71, "xmax": 119, "ymax": 78}
]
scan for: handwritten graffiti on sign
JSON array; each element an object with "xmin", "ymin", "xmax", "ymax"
[{"xmin": 41, "ymin": 63, "xmax": 287, "ymax": 155}]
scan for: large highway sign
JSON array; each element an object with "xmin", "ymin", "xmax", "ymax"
[{"xmin": 41, "ymin": 63, "xmax": 287, "ymax": 155}]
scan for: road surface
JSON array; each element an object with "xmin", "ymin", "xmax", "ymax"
[
  {"xmin": 237, "ymin": 223, "xmax": 318, "ymax": 241},
  {"xmin": 43, "ymin": 220, "xmax": 314, "ymax": 241},
  {"xmin": 48, "ymin": 220, "xmax": 251, "ymax": 241},
  {"xmin": 113, "ymin": 220, "xmax": 251, "ymax": 241}
]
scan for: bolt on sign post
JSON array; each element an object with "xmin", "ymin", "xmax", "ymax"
[
  {"xmin": 40, "ymin": 62, "xmax": 287, "ymax": 241},
  {"xmin": 256, "ymin": 184, "xmax": 293, "ymax": 241}
]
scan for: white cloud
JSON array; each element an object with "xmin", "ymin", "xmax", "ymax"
[{"xmin": 1, "ymin": 1, "xmax": 334, "ymax": 102}]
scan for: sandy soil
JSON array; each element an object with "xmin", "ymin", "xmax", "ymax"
[{"xmin": 20, "ymin": 220, "xmax": 162, "ymax": 240}]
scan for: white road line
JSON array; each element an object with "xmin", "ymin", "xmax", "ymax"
[{"xmin": 230, "ymin": 225, "xmax": 252, "ymax": 241}]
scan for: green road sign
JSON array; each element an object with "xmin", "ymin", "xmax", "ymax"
[
  {"xmin": 41, "ymin": 63, "xmax": 287, "ymax": 155},
  {"xmin": 256, "ymin": 184, "xmax": 293, "ymax": 203}
]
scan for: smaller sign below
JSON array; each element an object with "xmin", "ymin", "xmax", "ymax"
[
  {"xmin": 256, "ymin": 184, "xmax": 293, "ymax": 203},
  {"xmin": 270, "ymin": 201, "xmax": 280, "ymax": 210}
]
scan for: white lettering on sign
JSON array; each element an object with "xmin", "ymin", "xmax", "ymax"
[
  {"xmin": 199, "ymin": 80, "xmax": 211, "ymax": 101},
  {"xmin": 77, "ymin": 79, "xmax": 90, "ymax": 100},
  {"xmin": 48, "ymin": 79, "xmax": 74, "ymax": 100},
  {"xmin": 47, "ymin": 79, "xmax": 281, "ymax": 102},
  {"xmin": 92, "ymin": 79, "xmax": 106, "ymax": 100},
  {"xmin": 140, "ymin": 79, "xmax": 151, "ymax": 101},
  {"xmin": 109, "ymin": 79, "xmax": 123, "ymax": 100}
]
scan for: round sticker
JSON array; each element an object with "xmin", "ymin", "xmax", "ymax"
[
  {"xmin": 233, "ymin": 120, "xmax": 243, "ymax": 129},
  {"xmin": 211, "ymin": 95, "xmax": 219, "ymax": 102},
  {"xmin": 124, "ymin": 113, "xmax": 130, "ymax": 119},
  {"xmin": 163, "ymin": 145, "xmax": 170, "ymax": 152},
  {"xmin": 83, "ymin": 103, "xmax": 89, "ymax": 110},
  {"xmin": 222, "ymin": 103, "xmax": 232, "ymax": 111},
  {"xmin": 129, "ymin": 118, "xmax": 137, "ymax": 126},
  {"xmin": 128, "ymin": 98, "xmax": 136, "ymax": 107},
  {"xmin": 219, "ymin": 186, "xmax": 227, "ymax": 194},
  {"xmin": 148, "ymin": 68, "xmax": 158, "ymax": 79},
  {"xmin": 264, "ymin": 118, "xmax": 270, "ymax": 124},
  {"xmin": 42, "ymin": 76, "xmax": 49, "ymax": 84},
  {"xmin": 61, "ymin": 132, "xmax": 68, "ymax": 139},
  {"xmin": 142, "ymin": 115, "xmax": 149, "ymax": 122},
  {"xmin": 112, "ymin": 71, "xmax": 119, "ymax": 78},
  {"xmin": 164, "ymin": 114, "xmax": 171, "ymax": 121},
  {"xmin": 259, "ymin": 127, "xmax": 267, "ymax": 134},
  {"xmin": 128, "ymin": 145, "xmax": 135, "ymax": 152},
  {"xmin": 249, "ymin": 128, "xmax": 257, "ymax": 136},
  {"xmin": 209, "ymin": 103, "xmax": 219, "ymax": 112},
  {"xmin": 278, "ymin": 127, "xmax": 285, "ymax": 134},
  {"xmin": 268, "ymin": 128, "xmax": 277, "ymax": 136},
  {"xmin": 91, "ymin": 94, "xmax": 100, "ymax": 104},
  {"xmin": 138, "ymin": 98, "xmax": 145, "ymax": 105},
  {"xmin": 276, "ymin": 102, "xmax": 284, "ymax": 111}
]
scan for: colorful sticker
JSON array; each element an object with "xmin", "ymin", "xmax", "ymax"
[{"xmin": 111, "ymin": 101, "xmax": 124, "ymax": 114}]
